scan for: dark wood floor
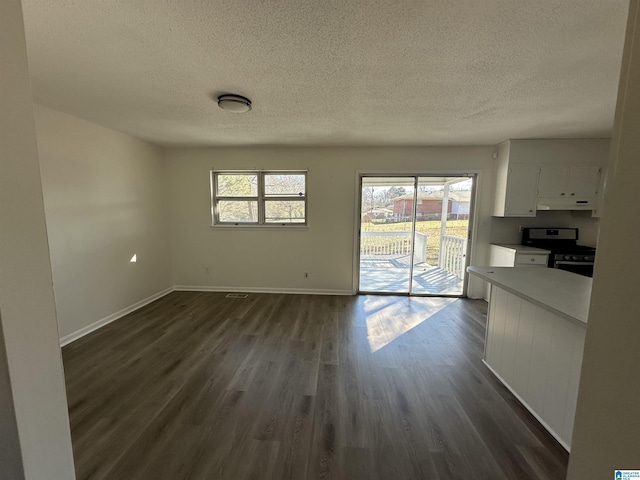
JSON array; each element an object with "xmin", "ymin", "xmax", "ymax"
[{"xmin": 62, "ymin": 292, "xmax": 568, "ymax": 480}]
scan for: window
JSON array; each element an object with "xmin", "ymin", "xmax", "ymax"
[{"xmin": 212, "ymin": 171, "xmax": 307, "ymax": 225}]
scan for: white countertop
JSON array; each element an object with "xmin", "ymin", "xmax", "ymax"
[
  {"xmin": 490, "ymin": 243, "xmax": 551, "ymax": 254},
  {"xmin": 468, "ymin": 266, "xmax": 591, "ymax": 325}
]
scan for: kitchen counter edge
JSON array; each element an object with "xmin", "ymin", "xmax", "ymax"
[{"xmin": 467, "ymin": 266, "xmax": 591, "ymax": 326}]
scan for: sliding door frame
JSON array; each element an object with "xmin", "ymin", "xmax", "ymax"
[{"xmin": 353, "ymin": 170, "xmax": 479, "ymax": 297}]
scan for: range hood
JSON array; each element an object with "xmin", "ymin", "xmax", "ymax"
[{"xmin": 536, "ymin": 197, "xmax": 596, "ymax": 211}]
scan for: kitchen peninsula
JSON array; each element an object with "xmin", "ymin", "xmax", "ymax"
[{"xmin": 468, "ymin": 266, "xmax": 591, "ymax": 451}]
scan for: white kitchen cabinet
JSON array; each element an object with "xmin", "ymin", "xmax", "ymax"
[
  {"xmin": 568, "ymin": 165, "xmax": 602, "ymax": 197},
  {"xmin": 493, "ymin": 163, "xmax": 538, "ymax": 217},
  {"xmin": 591, "ymin": 165, "xmax": 608, "ymax": 218},
  {"xmin": 537, "ymin": 164, "xmax": 602, "ymax": 198},
  {"xmin": 485, "ymin": 244, "xmax": 550, "ymax": 300},
  {"xmin": 537, "ymin": 164, "xmax": 570, "ymax": 197},
  {"xmin": 488, "ymin": 244, "xmax": 549, "ymax": 268},
  {"xmin": 515, "ymin": 253, "xmax": 548, "ymax": 265},
  {"xmin": 492, "ymin": 139, "xmax": 610, "ymax": 216}
]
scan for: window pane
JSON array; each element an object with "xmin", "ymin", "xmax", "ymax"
[
  {"xmin": 218, "ymin": 200, "xmax": 258, "ymax": 223},
  {"xmin": 265, "ymin": 200, "xmax": 306, "ymax": 223},
  {"xmin": 264, "ymin": 174, "xmax": 306, "ymax": 197},
  {"xmin": 217, "ymin": 174, "xmax": 258, "ymax": 197}
]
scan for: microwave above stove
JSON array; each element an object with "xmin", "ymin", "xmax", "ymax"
[{"xmin": 522, "ymin": 227, "xmax": 596, "ymax": 277}]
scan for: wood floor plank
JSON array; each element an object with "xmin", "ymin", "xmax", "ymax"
[
  {"xmin": 306, "ymin": 363, "xmax": 340, "ymax": 480},
  {"xmin": 63, "ymin": 292, "xmax": 569, "ymax": 480}
]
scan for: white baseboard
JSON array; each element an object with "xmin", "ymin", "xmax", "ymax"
[
  {"xmin": 173, "ymin": 285, "xmax": 354, "ymax": 296},
  {"xmin": 482, "ymin": 359, "xmax": 570, "ymax": 452},
  {"xmin": 59, "ymin": 286, "xmax": 175, "ymax": 347},
  {"xmin": 466, "ymin": 295, "xmax": 486, "ymax": 300}
]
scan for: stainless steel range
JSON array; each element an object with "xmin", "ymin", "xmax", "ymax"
[{"xmin": 522, "ymin": 227, "xmax": 596, "ymax": 277}]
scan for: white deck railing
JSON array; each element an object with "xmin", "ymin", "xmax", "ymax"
[
  {"xmin": 439, "ymin": 235, "xmax": 467, "ymax": 279},
  {"xmin": 360, "ymin": 231, "xmax": 427, "ymax": 263},
  {"xmin": 361, "ymin": 232, "xmax": 467, "ymax": 276}
]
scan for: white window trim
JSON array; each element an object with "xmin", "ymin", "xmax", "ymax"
[{"xmin": 211, "ymin": 170, "xmax": 308, "ymax": 227}]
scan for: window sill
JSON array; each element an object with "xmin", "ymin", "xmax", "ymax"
[{"xmin": 210, "ymin": 224, "xmax": 309, "ymax": 231}]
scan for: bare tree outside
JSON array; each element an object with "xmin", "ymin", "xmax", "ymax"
[
  {"xmin": 264, "ymin": 174, "xmax": 305, "ymax": 223},
  {"xmin": 214, "ymin": 172, "xmax": 306, "ymax": 224},
  {"xmin": 217, "ymin": 174, "xmax": 259, "ymax": 222}
]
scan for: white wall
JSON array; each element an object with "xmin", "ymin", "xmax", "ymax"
[
  {"xmin": 568, "ymin": 1, "xmax": 640, "ymax": 477},
  {"xmin": 0, "ymin": 0, "xmax": 75, "ymax": 477},
  {"xmin": 165, "ymin": 146, "xmax": 495, "ymax": 298},
  {"xmin": 505, "ymin": 138, "xmax": 611, "ymax": 165},
  {"xmin": 34, "ymin": 105, "xmax": 173, "ymax": 341}
]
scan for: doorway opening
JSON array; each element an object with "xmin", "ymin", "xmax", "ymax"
[{"xmin": 357, "ymin": 175, "xmax": 475, "ymax": 296}]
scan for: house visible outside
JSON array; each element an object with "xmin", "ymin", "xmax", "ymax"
[{"xmin": 392, "ymin": 190, "xmax": 471, "ymax": 221}]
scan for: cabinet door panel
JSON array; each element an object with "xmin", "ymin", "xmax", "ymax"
[
  {"xmin": 489, "ymin": 246, "xmax": 516, "ymax": 266},
  {"xmin": 568, "ymin": 165, "xmax": 602, "ymax": 198},
  {"xmin": 538, "ymin": 165, "xmax": 570, "ymax": 197},
  {"xmin": 505, "ymin": 164, "xmax": 538, "ymax": 216}
]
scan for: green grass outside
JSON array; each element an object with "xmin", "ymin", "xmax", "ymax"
[{"xmin": 361, "ymin": 219, "xmax": 469, "ymax": 265}]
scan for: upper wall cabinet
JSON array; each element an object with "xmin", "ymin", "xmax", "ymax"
[
  {"xmin": 494, "ymin": 163, "xmax": 538, "ymax": 217},
  {"xmin": 537, "ymin": 164, "xmax": 570, "ymax": 197},
  {"xmin": 493, "ymin": 142, "xmax": 538, "ymax": 217},
  {"xmin": 536, "ymin": 164, "xmax": 603, "ymax": 211},
  {"xmin": 538, "ymin": 164, "xmax": 602, "ymax": 198},
  {"xmin": 492, "ymin": 139, "xmax": 610, "ymax": 217}
]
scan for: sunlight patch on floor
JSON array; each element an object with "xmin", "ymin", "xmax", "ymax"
[{"xmin": 363, "ymin": 296, "xmax": 457, "ymax": 352}]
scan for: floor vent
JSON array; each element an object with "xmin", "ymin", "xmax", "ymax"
[{"xmin": 226, "ymin": 293, "xmax": 249, "ymax": 299}]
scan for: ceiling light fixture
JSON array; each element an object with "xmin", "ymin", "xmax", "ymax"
[{"xmin": 217, "ymin": 94, "xmax": 252, "ymax": 113}]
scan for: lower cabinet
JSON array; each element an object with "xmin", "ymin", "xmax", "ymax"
[
  {"xmin": 485, "ymin": 245, "xmax": 549, "ymax": 299},
  {"xmin": 488, "ymin": 245, "xmax": 549, "ymax": 267},
  {"xmin": 484, "ymin": 286, "xmax": 586, "ymax": 450}
]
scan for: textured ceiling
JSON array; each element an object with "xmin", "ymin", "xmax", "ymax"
[{"xmin": 21, "ymin": 0, "xmax": 629, "ymax": 147}]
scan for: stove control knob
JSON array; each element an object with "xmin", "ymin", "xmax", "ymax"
[
  {"xmin": 572, "ymin": 255, "xmax": 579, "ymax": 261},
  {"xmin": 584, "ymin": 255, "xmax": 594, "ymax": 262},
  {"xmin": 564, "ymin": 255, "xmax": 572, "ymax": 260}
]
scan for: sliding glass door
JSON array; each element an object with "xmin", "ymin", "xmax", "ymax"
[
  {"xmin": 358, "ymin": 175, "xmax": 474, "ymax": 296},
  {"xmin": 359, "ymin": 177, "xmax": 416, "ymax": 293}
]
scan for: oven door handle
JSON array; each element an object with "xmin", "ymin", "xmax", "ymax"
[{"xmin": 554, "ymin": 261, "xmax": 595, "ymax": 266}]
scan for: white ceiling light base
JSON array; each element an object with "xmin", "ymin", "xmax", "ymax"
[{"xmin": 217, "ymin": 94, "xmax": 252, "ymax": 113}]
